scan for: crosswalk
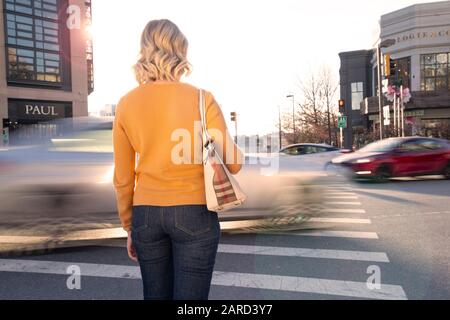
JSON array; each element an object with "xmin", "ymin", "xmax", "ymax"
[{"xmin": 0, "ymin": 180, "xmax": 408, "ymax": 300}]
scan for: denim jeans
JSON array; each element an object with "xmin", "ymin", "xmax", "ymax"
[{"xmin": 131, "ymin": 205, "xmax": 221, "ymax": 300}]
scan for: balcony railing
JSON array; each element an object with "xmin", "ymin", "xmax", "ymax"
[{"xmin": 361, "ymin": 90, "xmax": 450, "ymax": 115}]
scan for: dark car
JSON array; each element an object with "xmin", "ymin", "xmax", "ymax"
[
  {"xmin": 280, "ymin": 143, "xmax": 342, "ymax": 156},
  {"xmin": 331, "ymin": 137, "xmax": 450, "ymax": 181}
]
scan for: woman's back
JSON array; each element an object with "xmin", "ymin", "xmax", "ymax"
[
  {"xmin": 113, "ymin": 81, "xmax": 242, "ymax": 228},
  {"xmin": 113, "ymin": 19, "xmax": 242, "ymax": 300}
]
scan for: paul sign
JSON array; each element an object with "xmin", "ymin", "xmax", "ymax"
[
  {"xmin": 8, "ymin": 100, "xmax": 70, "ymax": 120},
  {"xmin": 25, "ymin": 105, "xmax": 59, "ymax": 116}
]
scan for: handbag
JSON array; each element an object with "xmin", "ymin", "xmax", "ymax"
[{"xmin": 198, "ymin": 89, "xmax": 247, "ymax": 212}]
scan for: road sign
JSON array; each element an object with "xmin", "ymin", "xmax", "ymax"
[
  {"xmin": 383, "ymin": 105, "xmax": 390, "ymax": 125},
  {"xmin": 338, "ymin": 116, "xmax": 347, "ymax": 129},
  {"xmin": 382, "ymin": 79, "xmax": 389, "ymax": 94}
]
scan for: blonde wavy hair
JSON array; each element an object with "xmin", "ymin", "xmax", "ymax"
[{"xmin": 133, "ymin": 19, "xmax": 192, "ymax": 84}]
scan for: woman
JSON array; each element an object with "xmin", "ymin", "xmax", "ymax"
[{"xmin": 113, "ymin": 19, "xmax": 243, "ymax": 300}]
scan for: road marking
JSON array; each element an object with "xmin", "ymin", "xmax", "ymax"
[
  {"xmin": 0, "ymin": 259, "xmax": 406, "ymax": 300},
  {"xmin": 325, "ymin": 202, "xmax": 362, "ymax": 206},
  {"xmin": 218, "ymin": 244, "xmax": 388, "ymax": 262},
  {"xmin": 309, "ymin": 217, "xmax": 371, "ymax": 224},
  {"xmin": 213, "ymin": 271, "xmax": 407, "ymax": 300},
  {"xmin": 326, "ymin": 186, "xmax": 354, "ymax": 189},
  {"xmin": 0, "ymin": 229, "xmax": 128, "ymax": 244},
  {"xmin": 322, "ymin": 208, "xmax": 366, "ymax": 214},
  {"xmin": 325, "ymin": 192, "xmax": 357, "ymax": 196},
  {"xmin": 0, "ymin": 236, "xmax": 51, "ymax": 244},
  {"xmin": 0, "ymin": 259, "xmax": 140, "ymax": 279},
  {"xmin": 326, "ymin": 196, "xmax": 359, "ymax": 200},
  {"xmin": 273, "ymin": 230, "xmax": 379, "ymax": 239}
]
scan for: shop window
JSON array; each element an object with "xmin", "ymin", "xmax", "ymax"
[{"xmin": 421, "ymin": 53, "xmax": 450, "ymax": 92}]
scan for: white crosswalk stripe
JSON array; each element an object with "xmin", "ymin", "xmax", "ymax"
[
  {"xmin": 0, "ymin": 259, "xmax": 406, "ymax": 300},
  {"xmin": 213, "ymin": 272, "xmax": 407, "ymax": 300},
  {"xmin": 325, "ymin": 192, "xmax": 357, "ymax": 196},
  {"xmin": 322, "ymin": 208, "xmax": 366, "ymax": 214},
  {"xmin": 325, "ymin": 202, "xmax": 362, "ymax": 206},
  {"xmin": 326, "ymin": 196, "xmax": 359, "ymax": 200},
  {"xmin": 309, "ymin": 217, "xmax": 371, "ymax": 224},
  {"xmin": 218, "ymin": 244, "xmax": 389, "ymax": 262},
  {"xmin": 272, "ymin": 230, "xmax": 379, "ymax": 239}
]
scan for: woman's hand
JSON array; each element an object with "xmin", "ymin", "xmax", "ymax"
[{"xmin": 127, "ymin": 231, "xmax": 138, "ymax": 262}]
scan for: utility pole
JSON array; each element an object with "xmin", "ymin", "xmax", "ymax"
[
  {"xmin": 377, "ymin": 38, "xmax": 396, "ymax": 141},
  {"xmin": 286, "ymin": 95, "xmax": 295, "ymax": 144},
  {"xmin": 326, "ymin": 94, "xmax": 332, "ymax": 145},
  {"xmin": 376, "ymin": 45, "xmax": 384, "ymax": 141}
]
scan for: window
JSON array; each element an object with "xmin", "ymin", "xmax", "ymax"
[
  {"xmin": 420, "ymin": 139, "xmax": 443, "ymax": 150},
  {"xmin": 421, "ymin": 53, "xmax": 450, "ymax": 92},
  {"xmin": 304, "ymin": 146, "xmax": 329, "ymax": 154},
  {"xmin": 85, "ymin": 0, "xmax": 94, "ymax": 94},
  {"xmin": 49, "ymin": 129, "xmax": 113, "ymax": 153},
  {"xmin": 390, "ymin": 57, "xmax": 411, "ymax": 88},
  {"xmin": 399, "ymin": 140, "xmax": 424, "ymax": 153},
  {"xmin": 4, "ymin": 0, "xmax": 62, "ymax": 84},
  {"xmin": 351, "ymin": 82, "xmax": 364, "ymax": 110},
  {"xmin": 281, "ymin": 146, "xmax": 304, "ymax": 155}
]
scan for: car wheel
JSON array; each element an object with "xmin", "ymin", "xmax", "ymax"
[
  {"xmin": 444, "ymin": 163, "xmax": 450, "ymax": 180},
  {"xmin": 375, "ymin": 165, "xmax": 392, "ymax": 183}
]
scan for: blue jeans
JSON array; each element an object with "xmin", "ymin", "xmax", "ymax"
[{"xmin": 131, "ymin": 205, "xmax": 221, "ymax": 300}]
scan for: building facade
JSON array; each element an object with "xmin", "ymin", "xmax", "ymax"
[
  {"xmin": 340, "ymin": 1, "xmax": 450, "ymax": 147},
  {"xmin": 1, "ymin": 0, "xmax": 93, "ymax": 146},
  {"xmin": 339, "ymin": 50, "xmax": 374, "ymax": 149}
]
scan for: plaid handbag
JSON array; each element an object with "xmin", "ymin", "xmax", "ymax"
[{"xmin": 199, "ymin": 89, "xmax": 247, "ymax": 212}]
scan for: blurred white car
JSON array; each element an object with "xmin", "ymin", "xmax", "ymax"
[{"xmin": 0, "ymin": 117, "xmax": 328, "ymax": 251}]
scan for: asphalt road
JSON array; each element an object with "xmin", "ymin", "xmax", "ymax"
[{"xmin": 0, "ymin": 175, "xmax": 449, "ymax": 300}]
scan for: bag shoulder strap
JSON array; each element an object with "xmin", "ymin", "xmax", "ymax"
[{"xmin": 199, "ymin": 89, "xmax": 212, "ymax": 142}]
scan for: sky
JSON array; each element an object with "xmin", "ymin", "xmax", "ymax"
[{"xmin": 88, "ymin": 0, "xmax": 440, "ymax": 135}]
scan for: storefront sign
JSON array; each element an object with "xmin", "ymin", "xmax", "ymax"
[
  {"xmin": 8, "ymin": 99, "xmax": 71, "ymax": 121},
  {"xmin": 25, "ymin": 105, "xmax": 60, "ymax": 117},
  {"xmin": 394, "ymin": 29, "xmax": 450, "ymax": 44}
]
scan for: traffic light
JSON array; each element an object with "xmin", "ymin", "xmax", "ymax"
[
  {"xmin": 2, "ymin": 119, "xmax": 10, "ymax": 128},
  {"xmin": 384, "ymin": 54, "xmax": 397, "ymax": 76},
  {"xmin": 230, "ymin": 112, "xmax": 237, "ymax": 122},
  {"xmin": 338, "ymin": 100, "xmax": 345, "ymax": 114}
]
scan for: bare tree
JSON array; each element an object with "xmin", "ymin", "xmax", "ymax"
[
  {"xmin": 280, "ymin": 66, "xmax": 339, "ymax": 145},
  {"xmin": 319, "ymin": 67, "xmax": 338, "ymax": 145}
]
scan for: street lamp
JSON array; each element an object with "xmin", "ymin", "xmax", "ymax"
[
  {"xmin": 286, "ymin": 94, "xmax": 296, "ymax": 143},
  {"xmin": 377, "ymin": 38, "xmax": 396, "ymax": 140},
  {"xmin": 278, "ymin": 106, "xmax": 282, "ymax": 149}
]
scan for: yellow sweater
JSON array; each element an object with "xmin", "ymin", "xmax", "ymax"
[{"xmin": 113, "ymin": 82, "xmax": 243, "ymax": 231}]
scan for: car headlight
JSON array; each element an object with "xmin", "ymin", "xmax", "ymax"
[{"xmin": 354, "ymin": 158, "xmax": 373, "ymax": 164}]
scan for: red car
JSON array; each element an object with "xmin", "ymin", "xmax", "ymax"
[{"xmin": 332, "ymin": 137, "xmax": 450, "ymax": 181}]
